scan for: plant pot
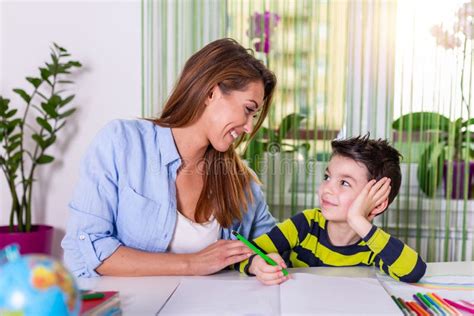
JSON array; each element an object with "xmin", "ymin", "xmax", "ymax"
[
  {"xmin": 443, "ymin": 161, "xmax": 474, "ymax": 199},
  {"xmin": 0, "ymin": 225, "xmax": 53, "ymax": 255}
]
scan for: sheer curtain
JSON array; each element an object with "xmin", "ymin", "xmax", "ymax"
[{"xmin": 143, "ymin": 0, "xmax": 473, "ymax": 261}]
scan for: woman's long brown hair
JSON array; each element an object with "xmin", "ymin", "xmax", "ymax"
[{"xmin": 152, "ymin": 38, "xmax": 276, "ymax": 227}]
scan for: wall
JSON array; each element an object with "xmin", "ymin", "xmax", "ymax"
[{"xmin": 0, "ymin": 0, "xmax": 141, "ymax": 258}]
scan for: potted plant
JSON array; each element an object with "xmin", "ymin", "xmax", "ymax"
[
  {"xmin": 243, "ymin": 113, "xmax": 310, "ymax": 194},
  {"xmin": 392, "ymin": 112, "xmax": 474, "ymax": 199},
  {"xmin": 393, "ymin": 2, "xmax": 474, "ymax": 199},
  {"xmin": 0, "ymin": 43, "xmax": 81, "ymax": 254}
]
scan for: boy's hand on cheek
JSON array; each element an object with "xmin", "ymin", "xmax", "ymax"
[
  {"xmin": 249, "ymin": 253, "xmax": 289, "ymax": 286},
  {"xmin": 347, "ymin": 177, "xmax": 391, "ymax": 237}
]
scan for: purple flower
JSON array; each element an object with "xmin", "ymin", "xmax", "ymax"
[{"xmin": 248, "ymin": 11, "xmax": 281, "ymax": 54}]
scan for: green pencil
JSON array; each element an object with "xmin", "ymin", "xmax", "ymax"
[
  {"xmin": 82, "ymin": 292, "xmax": 105, "ymax": 300},
  {"xmin": 231, "ymin": 230, "xmax": 289, "ymax": 276}
]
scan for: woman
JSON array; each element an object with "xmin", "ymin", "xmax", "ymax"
[{"xmin": 62, "ymin": 38, "xmax": 277, "ymax": 277}]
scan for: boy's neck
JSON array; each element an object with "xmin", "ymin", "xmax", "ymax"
[{"xmin": 326, "ymin": 221, "xmax": 361, "ymax": 246}]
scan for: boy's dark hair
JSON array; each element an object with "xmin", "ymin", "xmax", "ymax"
[{"xmin": 331, "ymin": 134, "xmax": 402, "ymax": 206}]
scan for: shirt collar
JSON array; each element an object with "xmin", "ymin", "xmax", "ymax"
[{"xmin": 156, "ymin": 125, "xmax": 181, "ymax": 166}]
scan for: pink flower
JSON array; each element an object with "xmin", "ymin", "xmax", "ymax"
[{"xmin": 248, "ymin": 11, "xmax": 281, "ymax": 54}]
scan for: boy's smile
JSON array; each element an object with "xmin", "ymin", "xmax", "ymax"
[{"xmin": 318, "ymin": 154, "xmax": 370, "ymax": 222}]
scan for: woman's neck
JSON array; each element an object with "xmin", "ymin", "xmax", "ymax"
[
  {"xmin": 326, "ymin": 221, "xmax": 361, "ymax": 247},
  {"xmin": 171, "ymin": 125, "xmax": 209, "ymax": 170}
]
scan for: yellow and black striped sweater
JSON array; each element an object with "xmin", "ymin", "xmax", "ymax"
[{"xmin": 238, "ymin": 209, "xmax": 426, "ymax": 282}]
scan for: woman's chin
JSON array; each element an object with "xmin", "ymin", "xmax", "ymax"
[{"xmin": 211, "ymin": 141, "xmax": 232, "ymax": 152}]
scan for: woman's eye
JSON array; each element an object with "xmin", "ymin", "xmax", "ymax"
[
  {"xmin": 245, "ymin": 107, "xmax": 253, "ymax": 114},
  {"xmin": 341, "ymin": 180, "xmax": 350, "ymax": 187},
  {"xmin": 323, "ymin": 174, "xmax": 329, "ymax": 181}
]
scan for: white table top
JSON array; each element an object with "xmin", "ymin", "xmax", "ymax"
[{"xmin": 77, "ymin": 261, "xmax": 474, "ymax": 315}]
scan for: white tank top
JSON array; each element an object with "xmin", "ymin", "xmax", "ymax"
[{"xmin": 168, "ymin": 210, "xmax": 222, "ymax": 254}]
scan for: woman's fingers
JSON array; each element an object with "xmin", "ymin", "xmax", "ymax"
[{"xmin": 224, "ymin": 253, "xmax": 252, "ymax": 266}]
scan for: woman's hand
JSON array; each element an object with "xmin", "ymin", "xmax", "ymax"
[
  {"xmin": 249, "ymin": 253, "xmax": 289, "ymax": 285},
  {"xmin": 188, "ymin": 240, "xmax": 253, "ymax": 275}
]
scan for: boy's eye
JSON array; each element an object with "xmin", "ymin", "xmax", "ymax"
[
  {"xmin": 341, "ymin": 180, "xmax": 350, "ymax": 187},
  {"xmin": 323, "ymin": 174, "xmax": 330, "ymax": 181}
]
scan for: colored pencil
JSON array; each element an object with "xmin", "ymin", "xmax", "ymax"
[
  {"xmin": 408, "ymin": 301, "xmax": 430, "ymax": 316},
  {"xmin": 426, "ymin": 293, "xmax": 452, "ymax": 315},
  {"xmin": 398, "ymin": 297, "xmax": 416, "ymax": 316},
  {"xmin": 416, "ymin": 293, "xmax": 440, "ymax": 316},
  {"xmin": 460, "ymin": 300, "xmax": 474, "ymax": 308},
  {"xmin": 413, "ymin": 294, "xmax": 433, "ymax": 316},
  {"xmin": 423, "ymin": 293, "xmax": 446, "ymax": 316},
  {"xmin": 430, "ymin": 293, "xmax": 461, "ymax": 315},
  {"xmin": 444, "ymin": 298, "xmax": 474, "ymax": 314},
  {"xmin": 392, "ymin": 295, "xmax": 410, "ymax": 316}
]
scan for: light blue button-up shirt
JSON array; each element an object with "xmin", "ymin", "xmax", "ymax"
[{"xmin": 61, "ymin": 119, "xmax": 276, "ymax": 278}]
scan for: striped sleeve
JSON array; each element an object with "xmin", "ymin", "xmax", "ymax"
[
  {"xmin": 238, "ymin": 211, "xmax": 311, "ymax": 274},
  {"xmin": 363, "ymin": 225, "xmax": 427, "ymax": 282}
]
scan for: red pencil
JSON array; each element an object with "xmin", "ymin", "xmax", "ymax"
[{"xmin": 407, "ymin": 301, "xmax": 429, "ymax": 316}]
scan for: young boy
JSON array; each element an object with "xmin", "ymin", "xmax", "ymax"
[{"xmin": 238, "ymin": 135, "xmax": 426, "ymax": 285}]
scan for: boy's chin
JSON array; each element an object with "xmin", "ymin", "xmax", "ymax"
[{"xmin": 321, "ymin": 209, "xmax": 346, "ymax": 222}]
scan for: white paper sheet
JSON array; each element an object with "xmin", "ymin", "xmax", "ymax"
[
  {"xmin": 158, "ymin": 273, "xmax": 402, "ymax": 315},
  {"xmin": 280, "ymin": 273, "xmax": 401, "ymax": 315},
  {"xmin": 158, "ymin": 278, "xmax": 280, "ymax": 315}
]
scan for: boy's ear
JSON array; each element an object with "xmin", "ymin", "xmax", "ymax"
[{"xmin": 368, "ymin": 198, "xmax": 388, "ymax": 220}]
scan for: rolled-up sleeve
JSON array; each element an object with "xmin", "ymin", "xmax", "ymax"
[
  {"xmin": 248, "ymin": 181, "xmax": 276, "ymax": 239},
  {"xmin": 61, "ymin": 121, "xmax": 123, "ymax": 278}
]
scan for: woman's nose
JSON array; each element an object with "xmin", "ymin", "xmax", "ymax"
[{"xmin": 243, "ymin": 116, "xmax": 253, "ymax": 134}]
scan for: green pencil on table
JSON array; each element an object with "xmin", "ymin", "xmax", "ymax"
[
  {"xmin": 82, "ymin": 292, "xmax": 105, "ymax": 300},
  {"xmin": 231, "ymin": 230, "xmax": 289, "ymax": 276}
]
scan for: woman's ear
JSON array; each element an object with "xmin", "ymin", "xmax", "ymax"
[
  {"xmin": 368, "ymin": 198, "xmax": 388, "ymax": 221},
  {"xmin": 205, "ymin": 85, "xmax": 218, "ymax": 106}
]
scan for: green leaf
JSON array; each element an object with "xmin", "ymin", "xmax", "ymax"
[
  {"xmin": 392, "ymin": 112, "xmax": 451, "ymax": 132},
  {"xmin": 39, "ymin": 67, "xmax": 51, "ymax": 80},
  {"xmin": 36, "ymin": 155, "xmax": 54, "ymax": 164},
  {"xmin": 8, "ymin": 133, "xmax": 22, "ymax": 143},
  {"xmin": 5, "ymin": 109, "xmax": 18, "ymax": 118},
  {"xmin": 417, "ymin": 142, "xmax": 446, "ymax": 197},
  {"xmin": 463, "ymin": 118, "xmax": 474, "ymax": 127},
  {"xmin": 13, "ymin": 89, "xmax": 31, "ymax": 103},
  {"xmin": 26, "ymin": 77, "xmax": 42, "ymax": 88},
  {"xmin": 6, "ymin": 140, "xmax": 21, "ymax": 153},
  {"xmin": 41, "ymin": 102, "xmax": 58, "ymax": 118},
  {"xmin": 278, "ymin": 113, "xmax": 306, "ymax": 141},
  {"xmin": 53, "ymin": 42, "xmax": 67, "ymax": 53},
  {"xmin": 60, "ymin": 95, "xmax": 75, "ymax": 107},
  {"xmin": 8, "ymin": 118, "xmax": 22, "ymax": 131},
  {"xmin": 44, "ymin": 135, "xmax": 57, "ymax": 148},
  {"xmin": 36, "ymin": 117, "xmax": 53, "ymax": 133},
  {"xmin": 58, "ymin": 108, "xmax": 76, "ymax": 119},
  {"xmin": 67, "ymin": 61, "xmax": 82, "ymax": 68},
  {"xmin": 50, "ymin": 53, "xmax": 58, "ymax": 65},
  {"xmin": 32, "ymin": 134, "xmax": 46, "ymax": 149},
  {"xmin": 0, "ymin": 97, "xmax": 10, "ymax": 114}
]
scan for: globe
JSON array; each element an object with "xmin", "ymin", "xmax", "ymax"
[{"xmin": 0, "ymin": 244, "xmax": 81, "ymax": 315}]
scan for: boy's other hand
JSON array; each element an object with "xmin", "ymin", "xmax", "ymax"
[
  {"xmin": 249, "ymin": 253, "xmax": 289, "ymax": 286},
  {"xmin": 347, "ymin": 177, "xmax": 391, "ymax": 236}
]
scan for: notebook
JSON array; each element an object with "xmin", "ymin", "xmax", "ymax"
[
  {"xmin": 80, "ymin": 291, "xmax": 121, "ymax": 316},
  {"xmin": 157, "ymin": 273, "xmax": 402, "ymax": 315}
]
